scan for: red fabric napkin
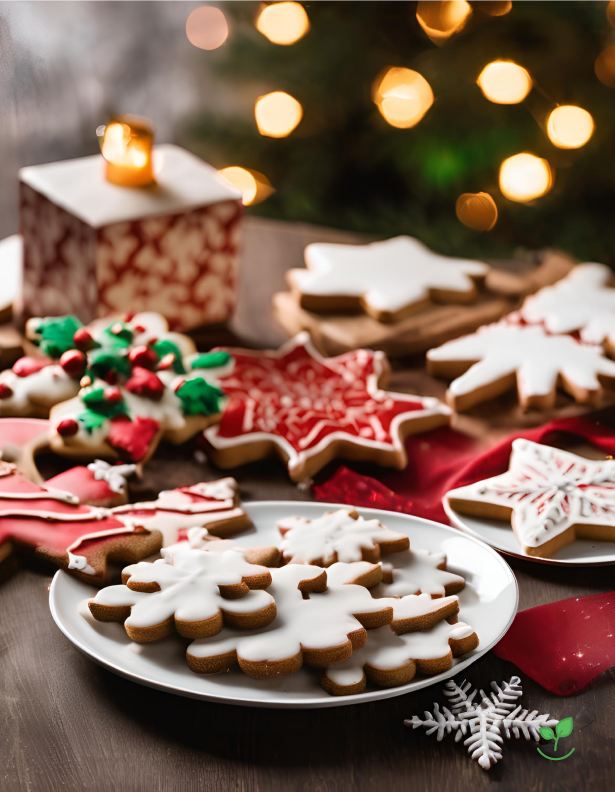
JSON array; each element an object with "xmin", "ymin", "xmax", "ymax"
[
  {"xmin": 493, "ymin": 591, "xmax": 615, "ymax": 695},
  {"xmin": 314, "ymin": 416, "xmax": 615, "ymax": 524}
]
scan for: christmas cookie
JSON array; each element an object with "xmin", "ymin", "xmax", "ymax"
[
  {"xmin": 0, "ymin": 417, "xmax": 53, "ymax": 484},
  {"xmin": 88, "ymin": 545, "xmax": 277, "ymax": 642},
  {"xmin": 112, "ymin": 477, "xmax": 251, "ymax": 546},
  {"xmin": 0, "ymin": 461, "xmax": 161, "ymax": 584},
  {"xmin": 201, "ymin": 333, "xmax": 451, "ymax": 482},
  {"xmin": 167, "ymin": 529, "xmax": 280, "ymax": 568},
  {"xmin": 46, "ymin": 460, "xmax": 136, "ymax": 509},
  {"xmin": 277, "ymin": 507, "xmax": 409, "ymax": 566},
  {"xmin": 445, "ymin": 439, "xmax": 615, "ymax": 557},
  {"xmin": 426, "ymin": 321, "xmax": 615, "ymax": 411},
  {"xmin": 372, "ymin": 548, "xmax": 466, "ymax": 599},
  {"xmin": 186, "ymin": 563, "xmax": 395, "ymax": 678},
  {"xmin": 288, "ymin": 236, "xmax": 489, "ymax": 323},
  {"xmin": 521, "ymin": 263, "xmax": 615, "ymax": 355}
]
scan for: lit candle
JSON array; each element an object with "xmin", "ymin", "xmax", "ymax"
[{"xmin": 100, "ymin": 115, "xmax": 155, "ymax": 187}]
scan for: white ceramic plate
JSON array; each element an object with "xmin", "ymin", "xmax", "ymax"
[
  {"xmin": 443, "ymin": 498, "xmax": 615, "ymax": 567},
  {"xmin": 49, "ymin": 501, "xmax": 518, "ymax": 709}
]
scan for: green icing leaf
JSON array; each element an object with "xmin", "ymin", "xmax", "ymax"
[
  {"xmin": 78, "ymin": 409, "xmax": 109, "ymax": 432},
  {"xmin": 35, "ymin": 316, "xmax": 83, "ymax": 358},
  {"xmin": 100, "ymin": 322, "xmax": 134, "ymax": 349},
  {"xmin": 191, "ymin": 351, "xmax": 232, "ymax": 370},
  {"xmin": 88, "ymin": 348, "xmax": 131, "ymax": 379},
  {"xmin": 176, "ymin": 377, "xmax": 224, "ymax": 415},
  {"xmin": 153, "ymin": 339, "xmax": 186, "ymax": 374},
  {"xmin": 79, "ymin": 386, "xmax": 129, "ymax": 433}
]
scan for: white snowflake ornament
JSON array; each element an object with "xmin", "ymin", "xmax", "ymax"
[{"xmin": 405, "ymin": 676, "xmax": 558, "ymax": 770}]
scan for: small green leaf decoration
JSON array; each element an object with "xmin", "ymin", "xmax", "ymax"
[
  {"xmin": 35, "ymin": 316, "xmax": 83, "ymax": 358},
  {"xmin": 176, "ymin": 377, "xmax": 224, "ymax": 415},
  {"xmin": 79, "ymin": 387, "xmax": 129, "ymax": 432},
  {"xmin": 539, "ymin": 727, "xmax": 555, "ymax": 741},
  {"xmin": 101, "ymin": 322, "xmax": 134, "ymax": 349},
  {"xmin": 556, "ymin": 717, "xmax": 574, "ymax": 739},
  {"xmin": 78, "ymin": 408, "xmax": 109, "ymax": 432},
  {"xmin": 153, "ymin": 339, "xmax": 186, "ymax": 373},
  {"xmin": 191, "ymin": 351, "xmax": 232, "ymax": 370},
  {"xmin": 88, "ymin": 349, "xmax": 131, "ymax": 379}
]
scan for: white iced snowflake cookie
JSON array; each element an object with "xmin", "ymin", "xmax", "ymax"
[
  {"xmin": 371, "ymin": 548, "xmax": 466, "ymax": 599},
  {"xmin": 277, "ymin": 508, "xmax": 409, "ymax": 566},
  {"xmin": 521, "ymin": 263, "xmax": 615, "ymax": 353},
  {"xmin": 445, "ymin": 439, "xmax": 615, "ymax": 557},
  {"xmin": 288, "ymin": 236, "xmax": 489, "ymax": 322},
  {"xmin": 88, "ymin": 545, "xmax": 277, "ymax": 642},
  {"xmin": 426, "ymin": 321, "xmax": 615, "ymax": 411}
]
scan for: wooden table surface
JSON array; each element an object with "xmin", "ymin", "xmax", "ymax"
[{"xmin": 1, "ymin": 217, "xmax": 614, "ymax": 792}]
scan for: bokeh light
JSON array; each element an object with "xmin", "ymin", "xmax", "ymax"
[
  {"xmin": 256, "ymin": 2, "xmax": 310, "ymax": 45},
  {"xmin": 547, "ymin": 105, "xmax": 594, "ymax": 149},
  {"xmin": 608, "ymin": 1, "xmax": 615, "ymax": 27},
  {"xmin": 416, "ymin": 1, "xmax": 472, "ymax": 45},
  {"xmin": 255, "ymin": 91, "xmax": 303, "ymax": 137},
  {"xmin": 499, "ymin": 153, "xmax": 553, "ymax": 202},
  {"xmin": 477, "ymin": 61, "xmax": 532, "ymax": 104},
  {"xmin": 186, "ymin": 6, "xmax": 228, "ymax": 51},
  {"xmin": 456, "ymin": 192, "xmax": 498, "ymax": 231},
  {"xmin": 374, "ymin": 67, "xmax": 434, "ymax": 129},
  {"xmin": 595, "ymin": 45, "xmax": 615, "ymax": 87},
  {"xmin": 101, "ymin": 117, "xmax": 155, "ymax": 187},
  {"xmin": 218, "ymin": 166, "xmax": 273, "ymax": 205},
  {"xmin": 478, "ymin": 1, "xmax": 512, "ymax": 16}
]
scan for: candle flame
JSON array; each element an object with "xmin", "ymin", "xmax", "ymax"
[{"xmin": 100, "ymin": 116, "xmax": 155, "ymax": 187}]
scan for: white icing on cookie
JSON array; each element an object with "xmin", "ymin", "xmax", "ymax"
[
  {"xmin": 291, "ymin": 236, "xmax": 488, "ymax": 314},
  {"xmin": 278, "ymin": 508, "xmax": 407, "ymax": 565},
  {"xmin": 521, "ymin": 263, "xmax": 615, "ymax": 345},
  {"xmin": 186, "ymin": 563, "xmax": 392, "ymax": 665},
  {"xmin": 0, "ymin": 484, "xmax": 111, "ymax": 522},
  {"xmin": 371, "ymin": 548, "xmax": 465, "ymax": 598},
  {"xmin": 67, "ymin": 526, "xmax": 140, "ymax": 574},
  {"xmin": 427, "ymin": 322, "xmax": 615, "ymax": 402},
  {"xmin": 90, "ymin": 546, "xmax": 274, "ymax": 630},
  {"xmin": 446, "ymin": 439, "xmax": 615, "ymax": 549},
  {"xmin": 87, "ymin": 459, "xmax": 136, "ymax": 494},
  {"xmin": 324, "ymin": 618, "xmax": 476, "ymax": 689},
  {"xmin": 0, "ymin": 364, "xmax": 80, "ymax": 415}
]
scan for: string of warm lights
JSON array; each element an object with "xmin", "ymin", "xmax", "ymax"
[{"xmin": 187, "ymin": 2, "xmax": 606, "ymax": 221}]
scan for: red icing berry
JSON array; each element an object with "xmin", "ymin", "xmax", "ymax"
[
  {"xmin": 104, "ymin": 386, "xmax": 123, "ymax": 404},
  {"xmin": 128, "ymin": 345, "xmax": 159, "ymax": 370},
  {"xmin": 103, "ymin": 370, "xmax": 118, "ymax": 385},
  {"xmin": 73, "ymin": 328, "xmax": 94, "ymax": 350},
  {"xmin": 125, "ymin": 367, "xmax": 165, "ymax": 401},
  {"xmin": 60, "ymin": 350, "xmax": 87, "ymax": 378},
  {"xmin": 158, "ymin": 353, "xmax": 176, "ymax": 371},
  {"xmin": 12, "ymin": 357, "xmax": 52, "ymax": 378},
  {"xmin": 57, "ymin": 418, "xmax": 79, "ymax": 437},
  {"xmin": 124, "ymin": 312, "xmax": 135, "ymax": 322},
  {"xmin": 133, "ymin": 324, "xmax": 146, "ymax": 334},
  {"xmin": 108, "ymin": 416, "xmax": 160, "ymax": 462},
  {"xmin": 0, "ymin": 383, "xmax": 13, "ymax": 399}
]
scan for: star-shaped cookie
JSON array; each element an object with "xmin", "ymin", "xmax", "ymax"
[
  {"xmin": 288, "ymin": 236, "xmax": 489, "ymax": 323},
  {"xmin": 445, "ymin": 439, "xmax": 615, "ymax": 557},
  {"xmin": 201, "ymin": 333, "xmax": 451, "ymax": 481}
]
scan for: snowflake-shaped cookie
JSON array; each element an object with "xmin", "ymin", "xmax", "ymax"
[
  {"xmin": 521, "ymin": 263, "xmax": 615, "ymax": 353},
  {"xmin": 277, "ymin": 507, "xmax": 409, "ymax": 566},
  {"xmin": 426, "ymin": 321, "xmax": 615, "ymax": 411},
  {"xmin": 88, "ymin": 545, "xmax": 276, "ymax": 642},
  {"xmin": 371, "ymin": 548, "xmax": 466, "ymax": 599},
  {"xmin": 446, "ymin": 439, "xmax": 615, "ymax": 556},
  {"xmin": 406, "ymin": 676, "xmax": 558, "ymax": 770},
  {"xmin": 202, "ymin": 333, "xmax": 451, "ymax": 481},
  {"xmin": 288, "ymin": 236, "xmax": 489, "ymax": 322}
]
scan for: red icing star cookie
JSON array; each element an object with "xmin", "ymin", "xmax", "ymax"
[
  {"xmin": 200, "ymin": 333, "xmax": 451, "ymax": 481},
  {"xmin": 0, "ymin": 461, "xmax": 161, "ymax": 585}
]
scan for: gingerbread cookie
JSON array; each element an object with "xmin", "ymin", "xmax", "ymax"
[
  {"xmin": 166, "ymin": 528, "xmax": 280, "ymax": 567},
  {"xmin": 47, "ymin": 460, "xmax": 135, "ymax": 509},
  {"xmin": 277, "ymin": 508, "xmax": 409, "ymax": 566},
  {"xmin": 89, "ymin": 545, "xmax": 277, "ymax": 642},
  {"xmin": 201, "ymin": 333, "xmax": 451, "ymax": 482},
  {"xmin": 186, "ymin": 563, "xmax": 395, "ymax": 678},
  {"xmin": 0, "ymin": 461, "xmax": 161, "ymax": 584},
  {"xmin": 521, "ymin": 263, "xmax": 615, "ymax": 355},
  {"xmin": 0, "ymin": 417, "xmax": 53, "ymax": 484},
  {"xmin": 288, "ymin": 236, "xmax": 489, "ymax": 323},
  {"xmin": 445, "ymin": 439, "xmax": 615, "ymax": 557},
  {"xmin": 372, "ymin": 548, "xmax": 466, "ymax": 599},
  {"xmin": 426, "ymin": 321, "xmax": 615, "ymax": 411},
  {"xmin": 112, "ymin": 477, "xmax": 251, "ymax": 546}
]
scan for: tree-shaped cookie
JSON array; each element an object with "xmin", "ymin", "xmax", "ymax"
[
  {"xmin": 186, "ymin": 564, "xmax": 396, "ymax": 678},
  {"xmin": 288, "ymin": 236, "xmax": 489, "ymax": 323},
  {"xmin": 426, "ymin": 321, "xmax": 615, "ymax": 411},
  {"xmin": 371, "ymin": 548, "xmax": 466, "ymax": 599},
  {"xmin": 521, "ymin": 263, "xmax": 615, "ymax": 355},
  {"xmin": 0, "ymin": 460, "xmax": 161, "ymax": 585},
  {"xmin": 445, "ymin": 439, "xmax": 615, "ymax": 557},
  {"xmin": 277, "ymin": 507, "xmax": 409, "ymax": 566},
  {"xmin": 88, "ymin": 545, "xmax": 277, "ymax": 642},
  {"xmin": 112, "ymin": 477, "xmax": 251, "ymax": 546},
  {"xmin": 202, "ymin": 333, "xmax": 451, "ymax": 481}
]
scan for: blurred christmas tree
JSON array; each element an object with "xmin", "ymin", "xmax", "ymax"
[{"xmin": 184, "ymin": 1, "xmax": 615, "ymax": 263}]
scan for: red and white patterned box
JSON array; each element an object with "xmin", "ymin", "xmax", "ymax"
[{"xmin": 19, "ymin": 145, "xmax": 243, "ymax": 331}]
